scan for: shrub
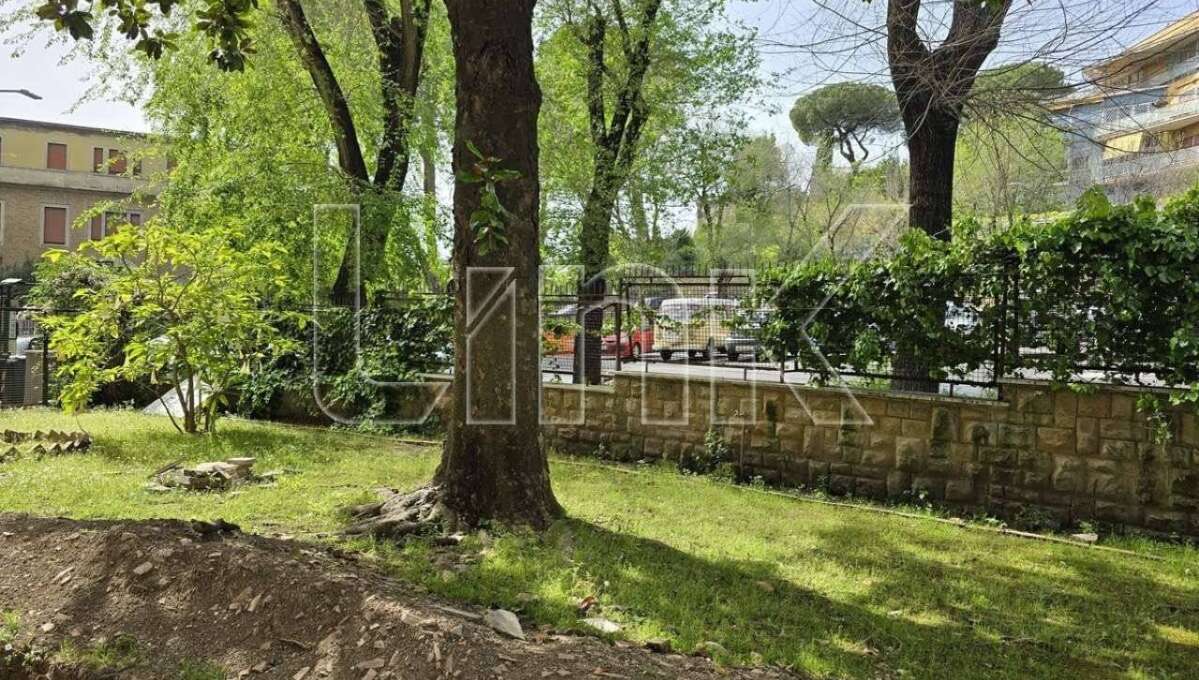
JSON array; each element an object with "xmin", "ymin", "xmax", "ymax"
[
  {"xmin": 755, "ymin": 187, "xmax": 1199, "ymax": 407},
  {"xmin": 41, "ymin": 221, "xmax": 299, "ymax": 433}
]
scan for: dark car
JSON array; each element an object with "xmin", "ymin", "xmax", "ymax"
[{"xmin": 726, "ymin": 308, "xmax": 772, "ymax": 362}]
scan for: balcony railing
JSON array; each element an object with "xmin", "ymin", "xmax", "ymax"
[
  {"xmin": 1092, "ymin": 91, "xmax": 1199, "ymax": 138},
  {"xmin": 1101, "ymin": 144, "xmax": 1199, "ymax": 181},
  {"xmin": 0, "ymin": 165, "xmax": 149, "ymax": 194}
]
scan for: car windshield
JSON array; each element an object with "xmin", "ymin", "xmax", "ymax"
[{"xmin": 658, "ymin": 301, "xmax": 700, "ymax": 322}]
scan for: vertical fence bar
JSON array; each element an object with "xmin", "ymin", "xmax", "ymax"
[
  {"xmin": 41, "ymin": 325, "xmax": 50, "ymax": 406},
  {"xmin": 615, "ymin": 297, "xmax": 623, "ymax": 373}
]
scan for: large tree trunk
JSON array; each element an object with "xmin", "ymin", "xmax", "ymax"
[
  {"xmin": 904, "ymin": 111, "xmax": 958, "ymax": 241},
  {"xmin": 885, "ymin": 0, "xmax": 1010, "ymax": 394},
  {"xmin": 435, "ymin": 0, "xmax": 561, "ymax": 529},
  {"xmin": 576, "ymin": 170, "xmax": 620, "ymax": 385}
]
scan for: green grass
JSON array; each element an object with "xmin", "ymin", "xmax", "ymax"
[
  {"xmin": 56, "ymin": 633, "xmax": 141, "ymax": 672},
  {"xmin": 176, "ymin": 658, "xmax": 227, "ymax": 680},
  {"xmin": 2, "ymin": 409, "xmax": 1198, "ymax": 679},
  {"xmin": 0, "ymin": 610, "xmax": 21, "ymax": 644}
]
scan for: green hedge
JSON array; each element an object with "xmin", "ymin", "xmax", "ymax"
[{"xmin": 757, "ymin": 188, "xmax": 1199, "ymax": 398}]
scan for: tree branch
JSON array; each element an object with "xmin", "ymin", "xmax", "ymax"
[
  {"xmin": 583, "ymin": 5, "xmax": 609, "ymax": 147},
  {"xmin": 365, "ymin": 0, "xmax": 432, "ymax": 188},
  {"xmin": 277, "ymin": 0, "xmax": 371, "ymax": 183}
]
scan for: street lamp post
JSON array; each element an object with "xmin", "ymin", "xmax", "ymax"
[{"xmin": 0, "ymin": 89, "xmax": 42, "ymax": 100}]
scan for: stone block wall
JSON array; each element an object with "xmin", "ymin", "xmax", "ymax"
[{"xmin": 542, "ymin": 373, "xmax": 1199, "ymax": 536}]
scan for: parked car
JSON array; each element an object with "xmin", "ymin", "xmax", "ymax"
[
  {"xmin": 726, "ymin": 307, "xmax": 773, "ymax": 362},
  {"xmin": 653, "ymin": 297, "xmax": 737, "ymax": 361},
  {"xmin": 602, "ymin": 324, "xmax": 653, "ymax": 359}
]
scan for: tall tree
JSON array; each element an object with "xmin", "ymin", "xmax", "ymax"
[
  {"xmin": 431, "ymin": 0, "xmax": 562, "ymax": 528},
  {"xmin": 36, "ymin": 0, "xmax": 562, "ymax": 529},
  {"xmin": 886, "ymin": 0, "xmax": 1012, "ymax": 240},
  {"xmin": 572, "ymin": 0, "xmax": 660, "ymax": 384},
  {"xmin": 789, "ymin": 82, "xmax": 900, "ymax": 171},
  {"xmin": 34, "ymin": 0, "xmax": 436, "ymax": 303},
  {"xmin": 537, "ymin": 0, "xmax": 758, "ymax": 381}
]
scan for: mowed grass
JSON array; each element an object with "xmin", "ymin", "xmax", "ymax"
[{"xmin": 2, "ymin": 409, "xmax": 1198, "ymax": 679}]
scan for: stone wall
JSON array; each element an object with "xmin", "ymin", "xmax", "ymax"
[{"xmin": 542, "ymin": 373, "xmax": 1199, "ymax": 536}]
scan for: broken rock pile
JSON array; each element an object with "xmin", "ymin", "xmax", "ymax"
[
  {"xmin": 151, "ymin": 457, "xmax": 277, "ymax": 492},
  {"xmin": 1, "ymin": 429, "xmax": 92, "ymax": 461}
]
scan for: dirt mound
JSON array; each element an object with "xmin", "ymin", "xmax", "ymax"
[{"xmin": 0, "ymin": 515, "xmax": 802, "ymax": 679}]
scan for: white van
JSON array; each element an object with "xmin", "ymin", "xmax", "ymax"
[{"xmin": 653, "ymin": 297, "xmax": 737, "ymax": 361}]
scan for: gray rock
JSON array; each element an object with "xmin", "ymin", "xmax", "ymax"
[
  {"xmin": 483, "ymin": 609, "xmax": 525, "ymax": 640},
  {"xmin": 582, "ymin": 617, "xmax": 622, "ymax": 634}
]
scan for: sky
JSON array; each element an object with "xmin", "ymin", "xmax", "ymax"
[{"xmin": 1, "ymin": 0, "xmax": 1196, "ymax": 144}]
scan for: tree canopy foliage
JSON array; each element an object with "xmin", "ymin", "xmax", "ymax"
[
  {"xmin": 789, "ymin": 82, "xmax": 900, "ymax": 169},
  {"xmin": 535, "ymin": 0, "xmax": 760, "ymax": 268},
  {"xmin": 40, "ymin": 221, "xmax": 297, "ymax": 434}
]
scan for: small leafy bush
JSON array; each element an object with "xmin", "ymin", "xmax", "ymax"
[
  {"xmin": 40, "ymin": 221, "xmax": 299, "ymax": 433},
  {"xmin": 679, "ymin": 428, "xmax": 731, "ymax": 475}
]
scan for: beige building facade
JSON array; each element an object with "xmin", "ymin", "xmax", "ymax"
[
  {"xmin": 0, "ymin": 117, "xmax": 164, "ymax": 272},
  {"xmin": 1054, "ymin": 12, "xmax": 1199, "ymax": 201}
]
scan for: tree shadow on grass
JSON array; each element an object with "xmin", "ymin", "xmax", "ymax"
[
  {"xmin": 403, "ymin": 515, "xmax": 1186, "ymax": 680},
  {"xmin": 803, "ymin": 519, "xmax": 1199, "ymax": 679},
  {"xmin": 85, "ymin": 418, "xmax": 364, "ymax": 468}
]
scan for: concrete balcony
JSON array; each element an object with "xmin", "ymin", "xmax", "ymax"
[
  {"xmin": 1093, "ymin": 92, "xmax": 1199, "ymax": 139},
  {"xmin": 1101, "ymin": 144, "xmax": 1199, "ymax": 181},
  {"xmin": 0, "ymin": 165, "xmax": 151, "ymax": 195}
]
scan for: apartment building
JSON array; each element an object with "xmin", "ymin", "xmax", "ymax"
[
  {"xmin": 0, "ymin": 117, "xmax": 163, "ymax": 272},
  {"xmin": 1054, "ymin": 12, "xmax": 1199, "ymax": 202}
]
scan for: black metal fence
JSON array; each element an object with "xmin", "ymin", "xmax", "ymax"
[
  {"xmin": 0, "ymin": 282, "xmax": 55, "ymax": 407},
  {"xmin": 4, "ymin": 265, "xmax": 1192, "ymax": 409}
]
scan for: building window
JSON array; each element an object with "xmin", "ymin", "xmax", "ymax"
[
  {"xmin": 89, "ymin": 214, "xmax": 104, "ymax": 240},
  {"xmin": 108, "ymin": 149, "xmax": 127, "ymax": 175},
  {"xmin": 128, "ymin": 212, "xmax": 142, "ymax": 226},
  {"xmin": 132, "ymin": 158, "xmax": 143, "ymax": 176},
  {"xmin": 93, "ymin": 147, "xmax": 105, "ymax": 173},
  {"xmin": 46, "ymin": 143, "xmax": 67, "ymax": 171},
  {"xmin": 42, "ymin": 206, "xmax": 67, "ymax": 245}
]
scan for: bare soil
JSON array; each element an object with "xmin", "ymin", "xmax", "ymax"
[{"xmin": 0, "ymin": 515, "xmax": 802, "ymax": 680}]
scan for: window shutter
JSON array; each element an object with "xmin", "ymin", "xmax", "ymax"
[
  {"xmin": 47, "ymin": 143, "xmax": 67, "ymax": 170},
  {"xmin": 93, "ymin": 147, "xmax": 105, "ymax": 173},
  {"xmin": 44, "ymin": 207, "xmax": 67, "ymax": 245},
  {"xmin": 90, "ymin": 214, "xmax": 103, "ymax": 240}
]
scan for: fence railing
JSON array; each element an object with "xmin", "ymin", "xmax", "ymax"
[{"xmin": 3, "ymin": 267, "xmax": 1190, "ymax": 409}]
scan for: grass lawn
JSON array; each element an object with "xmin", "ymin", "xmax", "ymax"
[{"xmin": 1, "ymin": 409, "xmax": 1197, "ymax": 679}]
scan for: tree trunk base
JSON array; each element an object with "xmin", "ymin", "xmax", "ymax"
[{"xmin": 343, "ymin": 485, "xmax": 458, "ymax": 541}]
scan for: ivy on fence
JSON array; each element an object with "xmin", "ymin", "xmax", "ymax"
[{"xmin": 756, "ymin": 187, "xmax": 1199, "ymax": 404}]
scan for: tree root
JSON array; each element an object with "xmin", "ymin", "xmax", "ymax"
[{"xmin": 342, "ymin": 485, "xmax": 458, "ymax": 541}]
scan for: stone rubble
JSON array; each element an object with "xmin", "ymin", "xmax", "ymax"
[
  {"xmin": 0, "ymin": 430, "xmax": 92, "ymax": 461},
  {"xmin": 148, "ymin": 457, "xmax": 279, "ymax": 492}
]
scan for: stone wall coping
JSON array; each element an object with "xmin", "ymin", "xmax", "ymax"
[
  {"xmin": 543, "ymin": 382, "xmax": 616, "ymax": 396},
  {"xmin": 998, "ymin": 377, "xmax": 1187, "ymax": 397},
  {"xmin": 613, "ymin": 369, "xmax": 1012, "ymax": 409}
]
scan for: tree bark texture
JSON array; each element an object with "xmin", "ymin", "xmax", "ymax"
[{"xmin": 437, "ymin": 0, "xmax": 562, "ymax": 529}]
